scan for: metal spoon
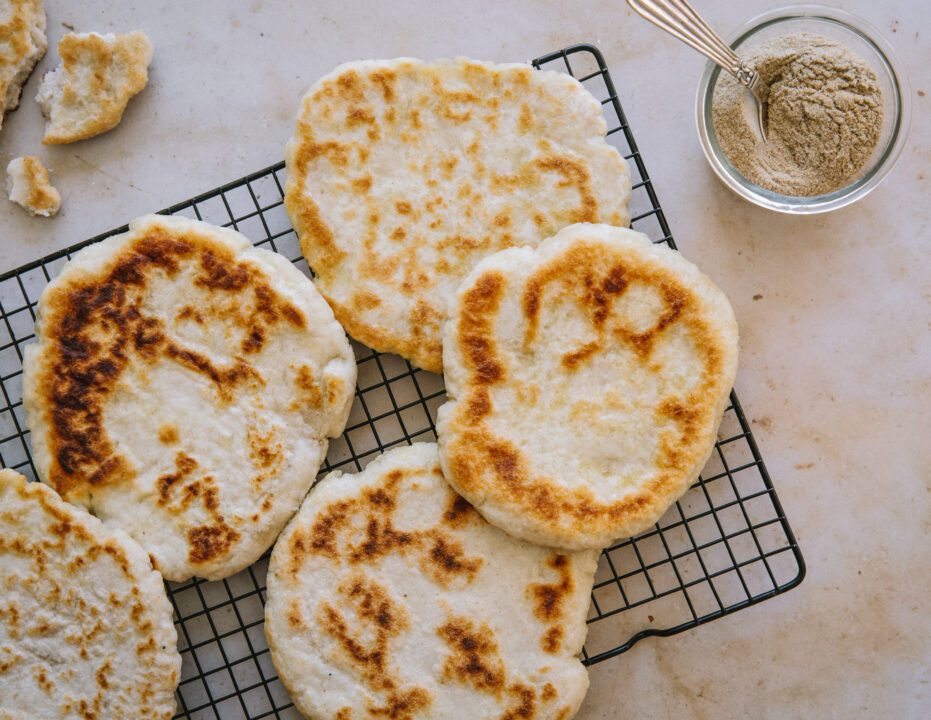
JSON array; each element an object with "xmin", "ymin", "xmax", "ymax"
[{"xmin": 627, "ymin": 0, "xmax": 769, "ymax": 140}]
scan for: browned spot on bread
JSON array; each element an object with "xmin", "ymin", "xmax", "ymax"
[
  {"xmin": 335, "ymin": 70, "xmax": 365, "ymax": 102},
  {"xmin": 518, "ymin": 103, "xmax": 533, "ymax": 133},
  {"xmin": 420, "ymin": 534, "xmax": 482, "ymax": 587},
  {"xmin": 533, "ymin": 154, "xmax": 597, "ymax": 223},
  {"xmin": 157, "ymin": 424, "xmax": 179, "ymax": 444},
  {"xmin": 561, "ymin": 340, "xmax": 601, "ymax": 370},
  {"xmin": 291, "ymin": 363, "xmax": 324, "ymax": 410},
  {"xmin": 0, "ymin": 651, "xmax": 22, "ymax": 673},
  {"xmin": 502, "ymin": 682, "xmax": 537, "ymax": 720},
  {"xmin": 287, "ymin": 598, "xmax": 306, "ymax": 630},
  {"xmin": 156, "ymin": 452, "xmax": 198, "ymax": 505},
  {"xmin": 370, "ymin": 69, "xmax": 396, "ymax": 102},
  {"xmin": 390, "ymin": 226, "xmax": 407, "ymax": 242},
  {"xmin": 195, "ymin": 248, "xmax": 249, "ymax": 291},
  {"xmin": 336, "ymin": 709, "xmax": 353, "ymax": 720},
  {"xmin": 286, "ymin": 122, "xmax": 350, "ymax": 276},
  {"xmin": 307, "ymin": 499, "xmax": 354, "ymax": 561},
  {"xmin": 541, "ymin": 683, "xmax": 558, "ymax": 703},
  {"xmin": 368, "ymin": 687, "xmax": 432, "ymax": 719},
  {"xmin": 613, "ymin": 283, "xmax": 687, "ymax": 360},
  {"xmin": 459, "ymin": 272, "xmax": 506, "ymax": 384},
  {"xmin": 442, "ymin": 493, "xmax": 477, "ymax": 527},
  {"xmin": 395, "ymin": 200, "xmax": 412, "ymax": 214},
  {"xmin": 35, "ymin": 221, "xmax": 306, "ymax": 499},
  {"xmin": 541, "ymin": 626, "xmax": 563, "ymax": 654},
  {"xmin": 319, "ymin": 575, "xmax": 431, "ymax": 718},
  {"xmin": 493, "ymin": 211, "xmax": 512, "ymax": 229},
  {"xmin": 303, "ymin": 469, "xmax": 483, "ymax": 589},
  {"xmin": 346, "ymin": 106, "xmax": 376, "ymax": 127},
  {"xmin": 437, "ymin": 616, "xmax": 505, "ymax": 695},
  {"xmin": 352, "ymin": 174, "xmax": 373, "ymax": 193},
  {"xmin": 188, "ymin": 523, "xmax": 241, "ymax": 564},
  {"xmin": 247, "ymin": 424, "xmax": 284, "ymax": 486},
  {"xmin": 522, "ymin": 251, "xmax": 627, "ymax": 348},
  {"xmin": 348, "ymin": 513, "xmax": 415, "ymax": 563},
  {"xmin": 528, "ymin": 554, "xmax": 574, "ymax": 622},
  {"xmin": 162, "ymin": 331, "xmax": 260, "ymax": 390},
  {"xmin": 176, "ymin": 305, "xmax": 204, "ymax": 324},
  {"xmin": 351, "ymin": 290, "xmax": 382, "ymax": 311},
  {"xmin": 440, "ymin": 155, "xmax": 459, "ymax": 179},
  {"xmin": 95, "ymin": 658, "xmax": 112, "ymax": 689},
  {"xmin": 33, "ymin": 665, "xmax": 54, "ymax": 693}
]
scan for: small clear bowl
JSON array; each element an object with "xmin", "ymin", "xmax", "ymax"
[{"xmin": 696, "ymin": 4, "xmax": 911, "ymax": 214}]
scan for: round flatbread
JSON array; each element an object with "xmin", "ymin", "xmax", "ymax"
[
  {"xmin": 285, "ymin": 57, "xmax": 631, "ymax": 372},
  {"xmin": 0, "ymin": 469, "xmax": 180, "ymax": 719},
  {"xmin": 23, "ymin": 214, "xmax": 356, "ymax": 581},
  {"xmin": 437, "ymin": 223, "xmax": 739, "ymax": 549},
  {"xmin": 265, "ymin": 443, "xmax": 598, "ymax": 720}
]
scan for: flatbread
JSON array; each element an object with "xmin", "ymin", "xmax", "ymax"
[
  {"xmin": 0, "ymin": 0, "xmax": 46, "ymax": 133},
  {"xmin": 37, "ymin": 30, "xmax": 152, "ymax": 144},
  {"xmin": 23, "ymin": 214, "xmax": 356, "ymax": 581},
  {"xmin": 285, "ymin": 57, "xmax": 631, "ymax": 372},
  {"xmin": 437, "ymin": 223, "xmax": 739, "ymax": 549},
  {"xmin": 0, "ymin": 469, "xmax": 180, "ymax": 719},
  {"xmin": 265, "ymin": 443, "xmax": 598, "ymax": 720}
]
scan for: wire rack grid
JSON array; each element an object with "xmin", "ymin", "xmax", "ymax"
[{"xmin": 0, "ymin": 44, "xmax": 804, "ymax": 719}]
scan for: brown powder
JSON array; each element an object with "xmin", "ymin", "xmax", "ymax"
[{"xmin": 712, "ymin": 33, "xmax": 883, "ymax": 197}]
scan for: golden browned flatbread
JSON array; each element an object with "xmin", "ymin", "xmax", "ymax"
[
  {"xmin": 23, "ymin": 214, "xmax": 356, "ymax": 581},
  {"xmin": 265, "ymin": 443, "xmax": 598, "ymax": 720},
  {"xmin": 438, "ymin": 223, "xmax": 739, "ymax": 549}
]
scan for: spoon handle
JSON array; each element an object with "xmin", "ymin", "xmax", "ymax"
[{"xmin": 626, "ymin": 0, "xmax": 753, "ymax": 85}]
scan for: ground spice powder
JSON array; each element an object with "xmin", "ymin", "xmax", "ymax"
[{"xmin": 712, "ymin": 33, "xmax": 884, "ymax": 197}]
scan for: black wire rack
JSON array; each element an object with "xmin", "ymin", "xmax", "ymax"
[{"xmin": 0, "ymin": 44, "xmax": 804, "ymax": 719}]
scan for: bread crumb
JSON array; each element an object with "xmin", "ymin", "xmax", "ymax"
[
  {"xmin": 37, "ymin": 30, "xmax": 153, "ymax": 144},
  {"xmin": 7, "ymin": 156, "xmax": 60, "ymax": 217}
]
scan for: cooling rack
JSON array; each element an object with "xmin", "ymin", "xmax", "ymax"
[{"xmin": 0, "ymin": 44, "xmax": 804, "ymax": 719}]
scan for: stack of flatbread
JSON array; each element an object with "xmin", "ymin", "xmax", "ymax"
[{"xmin": 7, "ymin": 55, "xmax": 738, "ymax": 719}]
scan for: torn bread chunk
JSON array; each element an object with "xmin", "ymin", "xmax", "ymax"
[
  {"xmin": 0, "ymin": 0, "xmax": 48, "ymax": 133},
  {"xmin": 7, "ymin": 155, "xmax": 60, "ymax": 216},
  {"xmin": 37, "ymin": 30, "xmax": 153, "ymax": 144}
]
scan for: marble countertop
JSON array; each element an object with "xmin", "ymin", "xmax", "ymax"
[{"xmin": 1, "ymin": 1, "xmax": 927, "ymax": 718}]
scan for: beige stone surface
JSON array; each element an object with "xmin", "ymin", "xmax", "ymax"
[{"xmin": 0, "ymin": 1, "xmax": 927, "ymax": 718}]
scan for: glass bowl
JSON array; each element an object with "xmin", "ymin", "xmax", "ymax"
[{"xmin": 696, "ymin": 5, "xmax": 910, "ymax": 214}]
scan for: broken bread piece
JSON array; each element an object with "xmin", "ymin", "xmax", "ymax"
[
  {"xmin": 7, "ymin": 155, "xmax": 59, "ymax": 216},
  {"xmin": 0, "ymin": 0, "xmax": 48, "ymax": 133},
  {"xmin": 37, "ymin": 30, "xmax": 153, "ymax": 144}
]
